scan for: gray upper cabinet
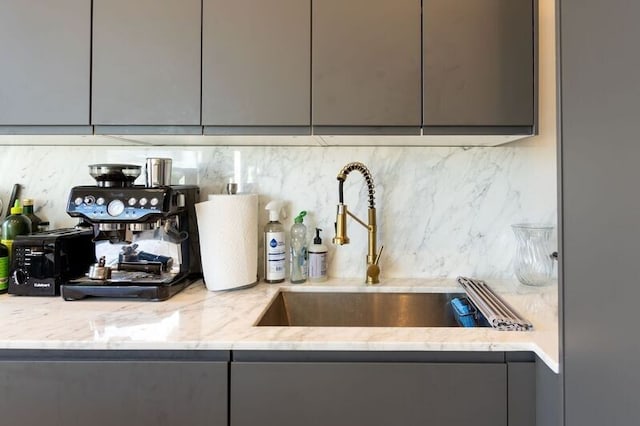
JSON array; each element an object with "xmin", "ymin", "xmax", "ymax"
[
  {"xmin": 312, "ymin": 0, "xmax": 422, "ymax": 133},
  {"xmin": 92, "ymin": 0, "xmax": 201, "ymax": 130},
  {"xmin": 0, "ymin": 0, "xmax": 536, "ymax": 141},
  {"xmin": 202, "ymin": 0, "xmax": 310, "ymax": 134},
  {"xmin": 423, "ymin": 0, "xmax": 534, "ymax": 131},
  {"xmin": 0, "ymin": 0, "xmax": 90, "ymax": 130}
]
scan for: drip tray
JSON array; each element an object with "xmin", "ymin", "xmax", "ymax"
[
  {"xmin": 61, "ymin": 274, "xmax": 195, "ymax": 301},
  {"xmin": 68, "ymin": 271, "xmax": 178, "ymax": 285}
]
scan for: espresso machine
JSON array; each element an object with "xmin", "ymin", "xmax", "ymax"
[{"xmin": 61, "ymin": 163, "xmax": 201, "ymax": 301}]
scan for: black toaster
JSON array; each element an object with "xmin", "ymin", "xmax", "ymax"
[{"xmin": 8, "ymin": 228, "xmax": 95, "ymax": 296}]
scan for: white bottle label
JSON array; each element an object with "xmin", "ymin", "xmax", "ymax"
[
  {"xmin": 265, "ymin": 231, "xmax": 286, "ymax": 280},
  {"xmin": 308, "ymin": 251, "xmax": 327, "ymax": 279}
]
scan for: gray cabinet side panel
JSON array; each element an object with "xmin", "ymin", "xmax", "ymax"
[
  {"xmin": 0, "ymin": 361, "xmax": 227, "ymax": 426},
  {"xmin": 312, "ymin": 0, "xmax": 421, "ymax": 126},
  {"xmin": 92, "ymin": 0, "xmax": 201, "ymax": 125},
  {"xmin": 0, "ymin": 0, "xmax": 90, "ymax": 125},
  {"xmin": 231, "ymin": 362, "xmax": 506, "ymax": 426},
  {"xmin": 560, "ymin": 1, "xmax": 640, "ymax": 425},
  {"xmin": 202, "ymin": 0, "xmax": 310, "ymax": 126},
  {"xmin": 424, "ymin": 0, "xmax": 534, "ymax": 126}
]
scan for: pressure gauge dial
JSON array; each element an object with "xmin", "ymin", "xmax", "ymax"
[{"xmin": 107, "ymin": 199, "xmax": 125, "ymax": 217}]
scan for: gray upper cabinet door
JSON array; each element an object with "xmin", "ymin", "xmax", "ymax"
[
  {"xmin": 202, "ymin": 0, "xmax": 310, "ymax": 131},
  {"xmin": 0, "ymin": 0, "xmax": 90, "ymax": 126},
  {"xmin": 92, "ymin": 0, "xmax": 201, "ymax": 126},
  {"xmin": 312, "ymin": 0, "xmax": 421, "ymax": 130},
  {"xmin": 423, "ymin": 0, "xmax": 534, "ymax": 128}
]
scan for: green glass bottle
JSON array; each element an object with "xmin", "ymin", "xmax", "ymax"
[
  {"xmin": 0, "ymin": 242, "xmax": 8, "ymax": 294},
  {"xmin": 1, "ymin": 200, "xmax": 32, "ymax": 261}
]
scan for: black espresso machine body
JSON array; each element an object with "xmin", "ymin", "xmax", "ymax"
[
  {"xmin": 8, "ymin": 228, "xmax": 95, "ymax": 296},
  {"xmin": 62, "ymin": 185, "xmax": 201, "ymax": 301}
]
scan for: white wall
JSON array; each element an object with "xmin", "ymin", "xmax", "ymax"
[{"xmin": 0, "ymin": 0, "xmax": 556, "ymax": 280}]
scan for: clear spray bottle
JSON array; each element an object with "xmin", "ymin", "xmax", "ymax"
[
  {"xmin": 264, "ymin": 200, "xmax": 286, "ymax": 283},
  {"xmin": 290, "ymin": 211, "xmax": 308, "ymax": 284}
]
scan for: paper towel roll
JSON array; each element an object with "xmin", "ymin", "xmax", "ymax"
[{"xmin": 195, "ymin": 194, "xmax": 258, "ymax": 291}]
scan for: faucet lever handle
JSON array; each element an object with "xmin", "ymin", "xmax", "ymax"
[{"xmin": 374, "ymin": 245, "xmax": 384, "ymax": 265}]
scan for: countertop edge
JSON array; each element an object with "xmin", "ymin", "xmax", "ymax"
[
  {"xmin": 0, "ymin": 278, "xmax": 559, "ymax": 373},
  {"xmin": 0, "ymin": 340, "xmax": 560, "ymax": 373}
]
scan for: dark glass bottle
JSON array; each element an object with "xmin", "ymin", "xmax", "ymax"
[{"xmin": 22, "ymin": 198, "xmax": 43, "ymax": 233}]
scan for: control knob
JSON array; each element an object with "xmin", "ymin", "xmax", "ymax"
[{"xmin": 12, "ymin": 269, "xmax": 27, "ymax": 286}]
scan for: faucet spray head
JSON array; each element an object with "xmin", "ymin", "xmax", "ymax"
[{"xmin": 332, "ymin": 203, "xmax": 350, "ymax": 245}]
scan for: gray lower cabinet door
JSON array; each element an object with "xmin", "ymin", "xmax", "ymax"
[
  {"xmin": 423, "ymin": 0, "xmax": 534, "ymax": 127},
  {"xmin": 202, "ymin": 0, "xmax": 310, "ymax": 128},
  {"xmin": 92, "ymin": 0, "xmax": 201, "ymax": 126},
  {"xmin": 231, "ymin": 362, "xmax": 507, "ymax": 426},
  {"xmin": 0, "ymin": 361, "xmax": 227, "ymax": 426},
  {"xmin": 536, "ymin": 359, "xmax": 561, "ymax": 426},
  {"xmin": 508, "ymin": 362, "xmax": 536, "ymax": 426},
  {"xmin": 312, "ymin": 0, "xmax": 422, "ymax": 128},
  {"xmin": 0, "ymin": 0, "xmax": 90, "ymax": 125}
]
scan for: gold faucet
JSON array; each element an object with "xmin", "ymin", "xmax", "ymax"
[{"xmin": 333, "ymin": 162, "xmax": 383, "ymax": 284}]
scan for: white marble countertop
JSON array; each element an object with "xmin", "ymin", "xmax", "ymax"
[{"xmin": 0, "ymin": 277, "xmax": 559, "ymax": 373}]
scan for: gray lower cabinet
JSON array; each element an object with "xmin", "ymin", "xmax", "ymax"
[
  {"xmin": 423, "ymin": 0, "xmax": 534, "ymax": 132},
  {"xmin": 91, "ymin": 0, "xmax": 201, "ymax": 130},
  {"xmin": 0, "ymin": 350, "xmax": 542, "ymax": 425},
  {"xmin": 535, "ymin": 358, "xmax": 561, "ymax": 426},
  {"xmin": 231, "ymin": 362, "xmax": 507, "ymax": 426},
  {"xmin": 0, "ymin": 0, "xmax": 90, "ymax": 130},
  {"xmin": 0, "ymin": 359, "xmax": 227, "ymax": 426},
  {"xmin": 202, "ymin": 0, "xmax": 310, "ymax": 134},
  {"xmin": 312, "ymin": 0, "xmax": 422, "ymax": 133},
  {"xmin": 508, "ymin": 362, "xmax": 536, "ymax": 426}
]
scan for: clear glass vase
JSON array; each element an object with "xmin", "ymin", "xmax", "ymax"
[{"xmin": 512, "ymin": 224, "xmax": 556, "ymax": 286}]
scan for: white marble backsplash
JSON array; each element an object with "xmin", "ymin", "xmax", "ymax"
[{"xmin": 0, "ymin": 140, "xmax": 556, "ymax": 279}]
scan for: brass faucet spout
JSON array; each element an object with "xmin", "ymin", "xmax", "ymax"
[{"xmin": 333, "ymin": 162, "xmax": 381, "ymax": 284}]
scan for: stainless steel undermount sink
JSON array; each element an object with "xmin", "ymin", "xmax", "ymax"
[{"xmin": 256, "ymin": 291, "xmax": 467, "ymax": 327}]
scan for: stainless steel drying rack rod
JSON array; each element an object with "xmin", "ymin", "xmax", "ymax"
[{"xmin": 457, "ymin": 276, "xmax": 533, "ymax": 331}]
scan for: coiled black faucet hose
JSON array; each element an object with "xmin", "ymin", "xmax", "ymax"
[{"xmin": 337, "ymin": 162, "xmax": 375, "ymax": 209}]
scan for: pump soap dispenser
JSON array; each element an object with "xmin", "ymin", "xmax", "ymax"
[{"xmin": 308, "ymin": 228, "xmax": 328, "ymax": 282}]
